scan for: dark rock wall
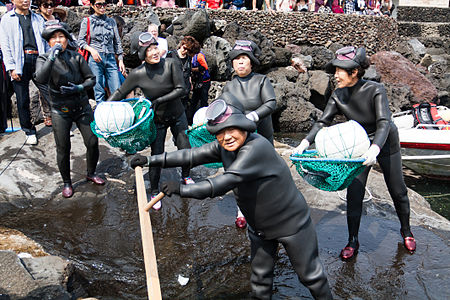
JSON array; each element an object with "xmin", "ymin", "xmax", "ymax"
[
  {"xmin": 67, "ymin": 6, "xmax": 398, "ymax": 55},
  {"xmin": 159, "ymin": 8, "xmax": 398, "ymax": 54},
  {"xmin": 397, "ymin": 6, "xmax": 450, "ymax": 23}
]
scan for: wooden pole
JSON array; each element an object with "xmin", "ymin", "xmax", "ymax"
[{"xmin": 135, "ymin": 166, "xmax": 162, "ymax": 300}]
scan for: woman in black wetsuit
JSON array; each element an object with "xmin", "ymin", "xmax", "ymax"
[
  {"xmin": 222, "ymin": 40, "xmax": 276, "ymax": 144},
  {"xmin": 130, "ymin": 96, "xmax": 333, "ymax": 300},
  {"xmin": 108, "ymin": 32, "xmax": 193, "ymax": 210},
  {"xmin": 222, "ymin": 40, "xmax": 277, "ymax": 228},
  {"xmin": 34, "ymin": 20, "xmax": 105, "ymax": 198},
  {"xmin": 294, "ymin": 46, "xmax": 416, "ymax": 260}
]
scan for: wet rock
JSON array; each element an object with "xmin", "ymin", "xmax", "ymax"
[
  {"xmin": 308, "ymin": 70, "xmax": 332, "ymax": 111},
  {"xmin": 371, "ymin": 51, "xmax": 438, "ymax": 104},
  {"xmin": 1, "ymin": 124, "xmax": 450, "ymax": 299},
  {"xmin": 0, "ymin": 250, "xmax": 75, "ymax": 299},
  {"xmin": 407, "ymin": 38, "xmax": 426, "ymax": 57}
]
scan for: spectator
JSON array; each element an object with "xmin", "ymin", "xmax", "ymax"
[
  {"xmin": 331, "ymin": 0, "xmax": 342, "ymax": 13},
  {"xmin": 206, "ymin": 0, "xmax": 222, "ymax": 9},
  {"xmin": 77, "ymin": 0, "xmax": 125, "ymax": 102},
  {"xmin": 35, "ymin": 0, "xmax": 65, "ymax": 126},
  {"xmin": 34, "ymin": 20, "xmax": 104, "ymax": 198},
  {"xmin": 294, "ymin": 0, "xmax": 308, "ymax": 11},
  {"xmin": 155, "ymin": 0, "xmax": 175, "ymax": 7},
  {"xmin": 166, "ymin": 36, "xmax": 200, "ymax": 112},
  {"xmin": 315, "ymin": 0, "xmax": 331, "ymax": 12},
  {"xmin": 0, "ymin": 47, "xmax": 13, "ymax": 133},
  {"xmin": 108, "ymin": 32, "xmax": 194, "ymax": 210},
  {"xmin": 276, "ymin": 0, "xmax": 295, "ymax": 11},
  {"xmin": 0, "ymin": 0, "xmax": 50, "ymax": 145},
  {"xmin": 148, "ymin": 23, "xmax": 168, "ymax": 59},
  {"xmin": 190, "ymin": 48, "xmax": 210, "ymax": 125},
  {"xmin": 252, "ymin": 0, "xmax": 272, "ymax": 10},
  {"xmin": 343, "ymin": 0, "xmax": 356, "ymax": 14},
  {"xmin": 229, "ymin": 0, "xmax": 246, "ymax": 10}
]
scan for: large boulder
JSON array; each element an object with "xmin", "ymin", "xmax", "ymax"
[
  {"xmin": 267, "ymin": 67, "xmax": 319, "ymax": 132},
  {"xmin": 170, "ymin": 9, "xmax": 211, "ymax": 44},
  {"xmin": 202, "ymin": 36, "xmax": 232, "ymax": 81},
  {"xmin": 300, "ymin": 46, "xmax": 334, "ymax": 70},
  {"xmin": 371, "ymin": 51, "xmax": 438, "ymax": 104},
  {"xmin": 308, "ymin": 70, "xmax": 332, "ymax": 111}
]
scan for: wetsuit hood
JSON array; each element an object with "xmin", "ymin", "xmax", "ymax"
[
  {"xmin": 229, "ymin": 40, "xmax": 261, "ymax": 66},
  {"xmin": 206, "ymin": 93, "xmax": 257, "ymax": 135},
  {"xmin": 41, "ymin": 21, "xmax": 73, "ymax": 42}
]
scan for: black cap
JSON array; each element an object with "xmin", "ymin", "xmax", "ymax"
[
  {"xmin": 136, "ymin": 32, "xmax": 159, "ymax": 61},
  {"xmin": 228, "ymin": 40, "xmax": 261, "ymax": 66},
  {"xmin": 325, "ymin": 47, "xmax": 366, "ymax": 73}
]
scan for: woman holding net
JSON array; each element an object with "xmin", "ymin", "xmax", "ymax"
[
  {"xmin": 293, "ymin": 46, "xmax": 416, "ymax": 260},
  {"xmin": 108, "ymin": 32, "xmax": 193, "ymax": 210},
  {"xmin": 34, "ymin": 20, "xmax": 104, "ymax": 198}
]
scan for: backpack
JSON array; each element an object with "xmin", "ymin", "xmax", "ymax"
[{"xmin": 412, "ymin": 103, "xmax": 449, "ymax": 130}]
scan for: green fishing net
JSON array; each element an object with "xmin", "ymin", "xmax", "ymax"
[
  {"xmin": 187, "ymin": 123, "xmax": 223, "ymax": 169},
  {"xmin": 91, "ymin": 98, "xmax": 156, "ymax": 154},
  {"xmin": 290, "ymin": 150, "xmax": 366, "ymax": 191}
]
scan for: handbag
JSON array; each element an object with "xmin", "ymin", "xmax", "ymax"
[{"xmin": 78, "ymin": 17, "xmax": 91, "ymax": 61}]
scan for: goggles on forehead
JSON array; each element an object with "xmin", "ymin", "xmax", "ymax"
[
  {"xmin": 233, "ymin": 40, "xmax": 253, "ymax": 52},
  {"xmin": 206, "ymin": 100, "xmax": 233, "ymax": 125},
  {"xmin": 139, "ymin": 32, "xmax": 157, "ymax": 47},
  {"xmin": 336, "ymin": 46, "xmax": 356, "ymax": 61}
]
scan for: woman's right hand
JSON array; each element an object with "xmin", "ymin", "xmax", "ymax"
[
  {"xmin": 89, "ymin": 48, "xmax": 102, "ymax": 63},
  {"xmin": 292, "ymin": 139, "xmax": 310, "ymax": 155}
]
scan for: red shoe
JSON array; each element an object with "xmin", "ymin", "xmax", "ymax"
[
  {"xmin": 86, "ymin": 175, "xmax": 105, "ymax": 185},
  {"xmin": 401, "ymin": 231, "xmax": 416, "ymax": 253},
  {"xmin": 235, "ymin": 216, "xmax": 247, "ymax": 228},
  {"xmin": 340, "ymin": 242, "xmax": 359, "ymax": 260},
  {"xmin": 62, "ymin": 183, "xmax": 73, "ymax": 198}
]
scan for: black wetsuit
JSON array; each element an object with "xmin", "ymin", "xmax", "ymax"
[
  {"xmin": 149, "ymin": 133, "xmax": 332, "ymax": 300},
  {"xmin": 34, "ymin": 49, "xmax": 98, "ymax": 184},
  {"xmin": 108, "ymin": 58, "xmax": 191, "ymax": 193},
  {"xmin": 222, "ymin": 72, "xmax": 276, "ymax": 144},
  {"xmin": 305, "ymin": 79, "xmax": 411, "ymax": 242}
]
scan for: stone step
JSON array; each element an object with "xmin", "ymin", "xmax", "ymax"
[{"xmin": 398, "ymin": 21, "xmax": 450, "ymax": 37}]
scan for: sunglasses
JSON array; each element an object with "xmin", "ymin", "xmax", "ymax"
[
  {"xmin": 139, "ymin": 32, "xmax": 157, "ymax": 47},
  {"xmin": 94, "ymin": 2, "xmax": 107, "ymax": 7},
  {"xmin": 42, "ymin": 3, "xmax": 55, "ymax": 8},
  {"xmin": 233, "ymin": 40, "xmax": 253, "ymax": 52},
  {"xmin": 206, "ymin": 100, "xmax": 233, "ymax": 125},
  {"xmin": 336, "ymin": 46, "xmax": 356, "ymax": 61}
]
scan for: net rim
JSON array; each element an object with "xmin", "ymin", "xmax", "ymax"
[{"xmin": 290, "ymin": 150, "xmax": 365, "ymax": 163}]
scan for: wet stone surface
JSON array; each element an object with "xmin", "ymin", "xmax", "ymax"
[{"xmin": 0, "ymin": 125, "xmax": 449, "ymax": 299}]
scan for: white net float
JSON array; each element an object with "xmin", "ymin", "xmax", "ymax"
[
  {"xmin": 94, "ymin": 101, "xmax": 135, "ymax": 133},
  {"xmin": 192, "ymin": 107, "xmax": 208, "ymax": 126},
  {"xmin": 315, "ymin": 120, "xmax": 370, "ymax": 159}
]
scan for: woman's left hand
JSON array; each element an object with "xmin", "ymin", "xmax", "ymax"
[{"xmin": 118, "ymin": 60, "xmax": 126, "ymax": 76}]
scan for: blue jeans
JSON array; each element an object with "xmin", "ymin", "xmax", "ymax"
[{"xmin": 88, "ymin": 53, "xmax": 120, "ymax": 102}]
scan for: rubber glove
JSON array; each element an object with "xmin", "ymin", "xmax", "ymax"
[
  {"xmin": 48, "ymin": 43, "xmax": 63, "ymax": 61},
  {"xmin": 245, "ymin": 111, "xmax": 259, "ymax": 122},
  {"xmin": 161, "ymin": 181, "xmax": 181, "ymax": 196},
  {"xmin": 293, "ymin": 139, "xmax": 310, "ymax": 155},
  {"xmin": 130, "ymin": 155, "xmax": 148, "ymax": 169},
  {"xmin": 60, "ymin": 82, "xmax": 84, "ymax": 95},
  {"xmin": 362, "ymin": 144, "xmax": 380, "ymax": 166}
]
